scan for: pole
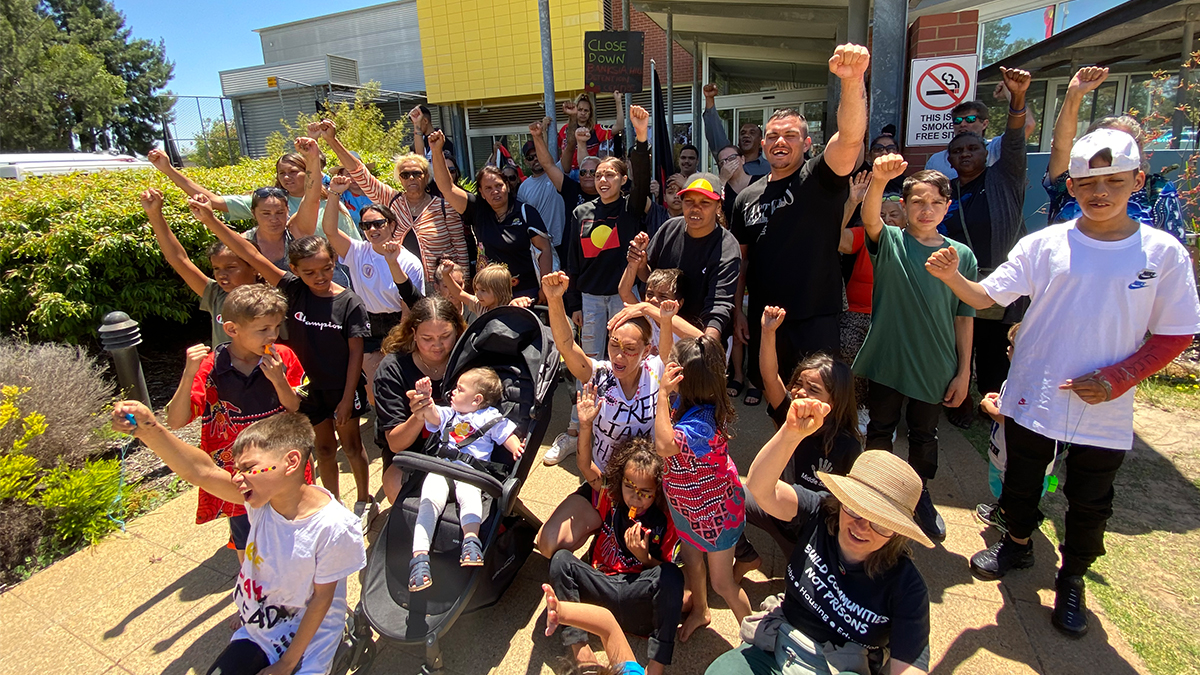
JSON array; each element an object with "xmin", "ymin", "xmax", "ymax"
[
  {"xmin": 276, "ymin": 79, "xmax": 286, "ymax": 131},
  {"xmin": 623, "ymin": 0, "xmax": 632, "ymax": 141},
  {"xmin": 868, "ymin": 0, "xmax": 908, "ymax": 142},
  {"xmin": 1172, "ymin": 20, "xmax": 1195, "ymax": 150},
  {"xmin": 220, "ymin": 100, "xmax": 235, "ymax": 163},
  {"xmin": 196, "ymin": 97, "xmax": 210, "ymax": 166},
  {"xmin": 693, "ymin": 38, "xmax": 701, "ymax": 158},
  {"xmin": 98, "ymin": 312, "xmax": 151, "ymax": 408},
  {"xmin": 666, "ymin": 9, "xmax": 674, "ymax": 142},
  {"xmin": 539, "ymin": 0, "xmax": 559, "ymax": 161}
]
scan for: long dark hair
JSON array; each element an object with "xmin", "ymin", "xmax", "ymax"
[
  {"xmin": 787, "ymin": 353, "xmax": 860, "ymax": 455},
  {"xmin": 669, "ymin": 335, "xmax": 736, "ymax": 439},
  {"xmin": 602, "ymin": 436, "xmax": 667, "ymax": 514},
  {"xmin": 381, "ymin": 296, "xmax": 466, "ymax": 355},
  {"xmin": 286, "ymin": 235, "xmax": 337, "ymax": 267}
]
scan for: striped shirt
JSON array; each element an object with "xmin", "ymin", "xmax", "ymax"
[{"xmin": 348, "ymin": 163, "xmax": 471, "ymax": 285}]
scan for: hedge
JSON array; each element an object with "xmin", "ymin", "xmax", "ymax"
[{"xmin": 0, "ymin": 157, "xmax": 399, "ymax": 343}]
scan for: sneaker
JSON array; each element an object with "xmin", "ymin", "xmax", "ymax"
[
  {"xmin": 543, "ymin": 432, "xmax": 578, "ymax": 466},
  {"xmin": 975, "ymin": 503, "xmax": 1008, "ymax": 533},
  {"xmin": 914, "ymin": 487, "xmax": 947, "ymax": 542},
  {"xmin": 1052, "ymin": 574, "xmax": 1089, "ymax": 638},
  {"xmin": 353, "ymin": 499, "xmax": 377, "ymax": 532},
  {"xmin": 969, "ymin": 536, "xmax": 1034, "ymax": 580}
]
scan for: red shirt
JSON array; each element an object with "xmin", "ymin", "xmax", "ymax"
[
  {"xmin": 188, "ymin": 343, "xmax": 306, "ymax": 524},
  {"xmin": 846, "ymin": 227, "xmax": 875, "ymax": 314},
  {"xmin": 557, "ymin": 124, "xmax": 614, "ymax": 170},
  {"xmin": 591, "ymin": 489, "xmax": 679, "ymax": 575}
]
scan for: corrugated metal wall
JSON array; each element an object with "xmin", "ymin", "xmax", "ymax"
[
  {"xmin": 257, "ymin": 1, "xmax": 424, "ymax": 93},
  {"xmin": 220, "ymin": 59, "xmax": 333, "ymax": 98},
  {"xmin": 328, "ymin": 55, "xmax": 360, "ymax": 85},
  {"xmin": 235, "ymin": 89, "xmax": 323, "ymax": 158}
]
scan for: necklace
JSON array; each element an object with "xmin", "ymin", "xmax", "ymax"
[
  {"xmin": 406, "ymin": 193, "xmax": 433, "ymax": 217},
  {"xmin": 414, "ymin": 353, "xmax": 446, "ymax": 379}
]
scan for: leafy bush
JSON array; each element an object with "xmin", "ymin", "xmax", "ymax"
[
  {"xmin": 1, "ymin": 90, "xmax": 406, "ymax": 343},
  {"xmin": 189, "ymin": 117, "xmax": 242, "ymax": 168},
  {"xmin": 267, "ymin": 81, "xmax": 408, "ymax": 169},
  {"xmin": 0, "ymin": 339, "xmax": 114, "ymax": 466},
  {"xmin": 39, "ymin": 458, "xmax": 131, "ymax": 545}
]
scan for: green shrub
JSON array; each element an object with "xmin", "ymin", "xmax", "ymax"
[
  {"xmin": 39, "ymin": 458, "xmax": 131, "ymax": 545},
  {"xmin": 0, "ymin": 144, "xmax": 403, "ymax": 344}
]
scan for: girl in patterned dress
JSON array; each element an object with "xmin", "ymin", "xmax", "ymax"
[{"xmin": 654, "ymin": 302, "xmax": 750, "ymax": 641}]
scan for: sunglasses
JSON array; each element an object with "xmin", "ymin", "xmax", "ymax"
[
  {"xmin": 399, "ymin": 170, "xmax": 425, "ymax": 180},
  {"xmin": 595, "ymin": 171, "xmax": 621, "ymax": 180},
  {"xmin": 953, "ymin": 114, "xmax": 982, "ymax": 125},
  {"xmin": 842, "ymin": 504, "xmax": 895, "ymax": 537},
  {"xmin": 623, "ymin": 477, "xmax": 656, "ymax": 501},
  {"xmin": 360, "ymin": 218, "xmax": 391, "ymax": 230},
  {"xmin": 882, "ymin": 195, "xmax": 903, "ymax": 202},
  {"xmin": 253, "ymin": 187, "xmax": 289, "ymax": 199},
  {"xmin": 579, "ymin": 169, "xmax": 597, "ymax": 176},
  {"xmin": 524, "ymin": 154, "xmax": 537, "ymax": 162}
]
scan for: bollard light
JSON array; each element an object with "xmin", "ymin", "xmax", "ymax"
[{"xmin": 98, "ymin": 311, "xmax": 152, "ymax": 408}]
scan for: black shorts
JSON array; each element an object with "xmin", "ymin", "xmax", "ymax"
[
  {"xmin": 227, "ymin": 513, "xmax": 250, "ymax": 551},
  {"xmin": 206, "ymin": 639, "xmax": 269, "ymax": 675},
  {"xmin": 572, "ymin": 482, "xmax": 601, "ymax": 509},
  {"xmin": 365, "ymin": 311, "xmax": 405, "ymax": 352},
  {"xmin": 300, "ymin": 377, "xmax": 371, "ymax": 425}
]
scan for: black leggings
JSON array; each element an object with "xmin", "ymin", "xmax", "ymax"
[{"xmin": 207, "ymin": 639, "xmax": 270, "ymax": 675}]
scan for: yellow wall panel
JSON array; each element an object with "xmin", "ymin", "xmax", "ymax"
[{"xmin": 417, "ymin": 0, "xmax": 603, "ymax": 104}]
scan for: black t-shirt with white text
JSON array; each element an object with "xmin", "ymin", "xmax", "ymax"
[
  {"xmin": 731, "ymin": 154, "xmax": 850, "ymax": 318},
  {"xmin": 372, "ymin": 351, "xmax": 445, "ymax": 457},
  {"xmin": 782, "ymin": 486, "xmax": 930, "ymax": 669},
  {"xmin": 463, "ymin": 193, "xmax": 549, "ymax": 296},
  {"xmin": 645, "ymin": 217, "xmax": 741, "ymax": 337},
  {"xmin": 277, "ymin": 273, "xmax": 370, "ymax": 390}
]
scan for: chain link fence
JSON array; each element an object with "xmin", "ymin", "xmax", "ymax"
[{"xmin": 156, "ymin": 95, "xmax": 241, "ymax": 168}]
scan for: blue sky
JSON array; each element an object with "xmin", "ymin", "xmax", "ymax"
[{"xmin": 114, "ymin": 0, "xmax": 382, "ymax": 97}]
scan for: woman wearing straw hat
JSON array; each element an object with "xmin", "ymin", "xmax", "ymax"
[{"xmin": 708, "ymin": 398, "xmax": 932, "ymax": 675}]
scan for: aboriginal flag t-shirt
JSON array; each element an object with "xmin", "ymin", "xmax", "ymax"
[{"xmin": 567, "ymin": 194, "xmax": 644, "ymax": 296}]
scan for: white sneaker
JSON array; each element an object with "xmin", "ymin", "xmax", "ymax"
[
  {"xmin": 353, "ymin": 499, "xmax": 377, "ymax": 532},
  {"xmin": 543, "ymin": 432, "xmax": 578, "ymax": 466}
]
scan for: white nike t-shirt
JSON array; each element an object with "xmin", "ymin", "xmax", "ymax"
[
  {"xmin": 981, "ymin": 221, "xmax": 1200, "ymax": 449},
  {"xmin": 232, "ymin": 487, "xmax": 366, "ymax": 673},
  {"xmin": 342, "ymin": 239, "xmax": 425, "ymax": 314}
]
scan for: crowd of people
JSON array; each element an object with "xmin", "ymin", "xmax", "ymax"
[{"xmin": 115, "ymin": 42, "xmax": 1200, "ymax": 675}]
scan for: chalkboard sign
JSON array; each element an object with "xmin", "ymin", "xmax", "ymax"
[{"xmin": 585, "ymin": 31, "xmax": 644, "ymax": 93}]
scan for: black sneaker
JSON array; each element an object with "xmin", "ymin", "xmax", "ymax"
[
  {"xmin": 1052, "ymin": 574, "xmax": 1089, "ymax": 638},
  {"xmin": 969, "ymin": 536, "xmax": 1034, "ymax": 580},
  {"xmin": 975, "ymin": 503, "xmax": 1008, "ymax": 533},
  {"xmin": 914, "ymin": 488, "xmax": 947, "ymax": 542}
]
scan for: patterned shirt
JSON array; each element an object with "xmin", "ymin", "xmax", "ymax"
[
  {"xmin": 188, "ymin": 343, "xmax": 307, "ymax": 524},
  {"xmin": 1044, "ymin": 170, "xmax": 1187, "ymax": 244},
  {"xmin": 663, "ymin": 404, "xmax": 745, "ymax": 552},
  {"xmin": 591, "ymin": 489, "xmax": 679, "ymax": 575}
]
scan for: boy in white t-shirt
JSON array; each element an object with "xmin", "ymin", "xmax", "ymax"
[
  {"xmin": 112, "ymin": 405, "xmax": 366, "ymax": 675},
  {"xmin": 408, "ymin": 367, "xmax": 522, "ymax": 592},
  {"xmin": 926, "ymin": 128, "xmax": 1200, "ymax": 638}
]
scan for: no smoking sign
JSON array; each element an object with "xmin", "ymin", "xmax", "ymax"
[{"xmin": 906, "ymin": 54, "xmax": 978, "ymax": 147}]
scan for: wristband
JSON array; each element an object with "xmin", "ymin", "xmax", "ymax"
[{"xmin": 1008, "ymin": 106, "xmax": 1027, "ymax": 116}]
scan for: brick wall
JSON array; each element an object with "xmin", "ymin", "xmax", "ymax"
[
  {"xmin": 609, "ymin": 0, "xmax": 695, "ymax": 90},
  {"xmin": 904, "ymin": 10, "xmax": 979, "ymax": 170}
]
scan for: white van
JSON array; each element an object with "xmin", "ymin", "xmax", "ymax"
[{"xmin": 0, "ymin": 152, "xmax": 154, "ymax": 180}]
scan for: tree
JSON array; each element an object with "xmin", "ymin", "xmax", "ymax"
[
  {"xmin": 266, "ymin": 82, "xmax": 407, "ymax": 168},
  {"xmin": 189, "ymin": 117, "xmax": 241, "ymax": 168},
  {"xmin": 39, "ymin": 0, "xmax": 173, "ymax": 154},
  {"xmin": 0, "ymin": 0, "xmax": 125, "ymax": 151},
  {"xmin": 982, "ymin": 20, "xmax": 1037, "ymax": 67}
]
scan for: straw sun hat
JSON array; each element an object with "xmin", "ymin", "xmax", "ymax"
[{"xmin": 817, "ymin": 450, "xmax": 935, "ymax": 548}]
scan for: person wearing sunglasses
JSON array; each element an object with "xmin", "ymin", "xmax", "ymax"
[
  {"xmin": 529, "ymin": 118, "xmax": 603, "ymax": 275},
  {"xmin": 707, "ymin": 399, "xmax": 933, "ymax": 675},
  {"xmin": 313, "ymin": 119, "xmax": 472, "ymax": 289}
]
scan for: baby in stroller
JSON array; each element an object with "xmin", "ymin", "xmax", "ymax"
[{"xmin": 409, "ymin": 367, "xmax": 524, "ymax": 591}]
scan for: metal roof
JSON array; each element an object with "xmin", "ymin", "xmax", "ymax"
[{"xmin": 978, "ymin": 0, "xmax": 1200, "ymax": 80}]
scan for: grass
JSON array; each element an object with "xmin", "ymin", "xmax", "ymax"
[{"xmin": 959, "ymin": 369, "xmax": 1200, "ymax": 675}]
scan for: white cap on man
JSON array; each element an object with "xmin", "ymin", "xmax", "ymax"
[{"xmin": 1069, "ymin": 128, "xmax": 1141, "ymax": 178}]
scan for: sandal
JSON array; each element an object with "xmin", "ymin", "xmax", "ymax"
[
  {"xmin": 726, "ymin": 377, "xmax": 745, "ymax": 398},
  {"xmin": 743, "ymin": 387, "xmax": 762, "ymax": 407},
  {"xmin": 460, "ymin": 536, "xmax": 484, "ymax": 566},
  {"xmin": 408, "ymin": 553, "xmax": 432, "ymax": 592}
]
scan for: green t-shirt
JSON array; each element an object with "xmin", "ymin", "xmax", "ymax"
[
  {"xmin": 852, "ymin": 226, "xmax": 978, "ymax": 404},
  {"xmin": 199, "ymin": 279, "xmax": 230, "ymax": 346},
  {"xmin": 222, "ymin": 194, "xmax": 363, "ymax": 241}
]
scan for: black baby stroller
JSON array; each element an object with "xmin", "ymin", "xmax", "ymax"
[{"xmin": 333, "ymin": 306, "xmax": 560, "ymax": 674}]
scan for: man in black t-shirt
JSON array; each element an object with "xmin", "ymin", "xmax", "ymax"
[{"xmin": 731, "ymin": 44, "xmax": 871, "ymax": 397}]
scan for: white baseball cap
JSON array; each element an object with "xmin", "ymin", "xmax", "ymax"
[{"xmin": 1069, "ymin": 128, "xmax": 1141, "ymax": 178}]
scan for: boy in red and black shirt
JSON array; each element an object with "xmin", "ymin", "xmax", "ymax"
[
  {"xmin": 548, "ymin": 436, "xmax": 683, "ymax": 675},
  {"xmin": 165, "ymin": 284, "xmax": 307, "ymax": 558}
]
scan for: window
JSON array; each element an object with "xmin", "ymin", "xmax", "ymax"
[
  {"xmin": 981, "ymin": 6, "xmax": 1054, "ymax": 67},
  {"xmin": 978, "ymin": 80, "xmax": 1047, "ymax": 153},
  {"xmin": 1130, "ymin": 73, "xmax": 1198, "ymax": 151}
]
